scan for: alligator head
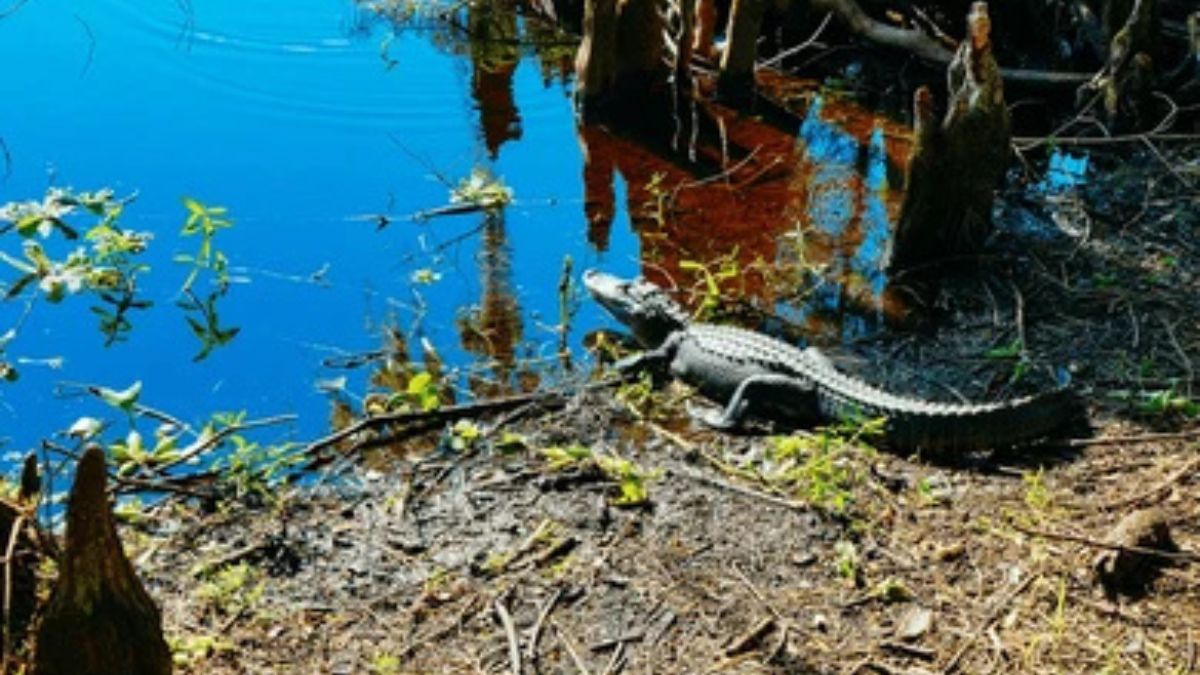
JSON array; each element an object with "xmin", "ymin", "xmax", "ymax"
[{"xmin": 583, "ymin": 270, "xmax": 688, "ymax": 348}]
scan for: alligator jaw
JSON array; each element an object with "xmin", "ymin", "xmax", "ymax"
[{"xmin": 583, "ymin": 269, "xmax": 685, "ymax": 348}]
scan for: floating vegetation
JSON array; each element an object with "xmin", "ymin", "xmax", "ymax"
[
  {"xmin": 0, "ymin": 189, "xmax": 241, "ymax": 363},
  {"xmin": 449, "ymin": 167, "xmax": 513, "ymax": 211}
]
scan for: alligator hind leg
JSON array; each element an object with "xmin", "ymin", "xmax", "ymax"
[{"xmin": 691, "ymin": 374, "xmax": 819, "ymax": 430}]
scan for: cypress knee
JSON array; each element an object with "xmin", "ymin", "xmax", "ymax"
[
  {"xmin": 884, "ymin": 2, "xmax": 1010, "ymax": 276},
  {"xmin": 33, "ymin": 446, "xmax": 171, "ymax": 675}
]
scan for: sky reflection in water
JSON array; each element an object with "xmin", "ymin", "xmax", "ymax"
[{"xmin": 0, "ymin": 0, "xmax": 904, "ymax": 465}]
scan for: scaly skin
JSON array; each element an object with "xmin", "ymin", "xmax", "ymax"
[{"xmin": 585, "ymin": 270, "xmax": 1083, "ymax": 452}]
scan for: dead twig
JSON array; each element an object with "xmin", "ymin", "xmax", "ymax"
[
  {"xmin": 673, "ymin": 466, "xmax": 810, "ymax": 514},
  {"xmin": 942, "ymin": 574, "xmax": 1036, "ymax": 673},
  {"xmin": 1101, "ymin": 455, "xmax": 1200, "ymax": 510},
  {"xmin": 759, "ymin": 12, "xmax": 832, "ymax": 69},
  {"xmin": 723, "ymin": 616, "xmax": 776, "ymax": 657},
  {"xmin": 555, "ymin": 622, "xmax": 592, "ymax": 675},
  {"xmin": 1012, "ymin": 523, "xmax": 1200, "ymax": 563},
  {"xmin": 525, "ymin": 587, "xmax": 563, "ymax": 668},
  {"xmin": 495, "ymin": 595, "xmax": 523, "ymax": 675},
  {"xmin": 1065, "ymin": 427, "xmax": 1200, "ymax": 447},
  {"xmin": 1, "ymin": 513, "xmax": 24, "ymax": 672},
  {"xmin": 303, "ymin": 378, "xmax": 620, "ymax": 460}
]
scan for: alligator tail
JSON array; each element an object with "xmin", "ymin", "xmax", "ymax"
[
  {"xmin": 814, "ymin": 368, "xmax": 1087, "ymax": 452},
  {"xmin": 876, "ymin": 387, "xmax": 1087, "ymax": 453}
]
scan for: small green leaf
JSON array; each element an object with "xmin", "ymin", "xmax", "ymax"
[{"xmin": 98, "ymin": 380, "xmax": 142, "ymax": 412}]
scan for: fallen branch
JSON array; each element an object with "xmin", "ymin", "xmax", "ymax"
[{"xmin": 809, "ymin": 0, "xmax": 1091, "ymax": 87}]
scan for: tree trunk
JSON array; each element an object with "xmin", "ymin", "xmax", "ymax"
[
  {"xmin": 718, "ymin": 0, "xmax": 767, "ymax": 101},
  {"xmin": 33, "ymin": 446, "xmax": 172, "ymax": 675},
  {"xmin": 884, "ymin": 2, "xmax": 1010, "ymax": 275},
  {"xmin": 575, "ymin": 0, "xmax": 619, "ymax": 114}
]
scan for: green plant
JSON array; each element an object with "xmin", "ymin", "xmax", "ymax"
[
  {"xmin": 370, "ymin": 652, "xmax": 402, "ymax": 675},
  {"xmin": 203, "ymin": 412, "xmax": 301, "ymax": 503},
  {"xmin": 834, "ymin": 540, "xmax": 859, "ymax": 582},
  {"xmin": 762, "ymin": 418, "xmax": 879, "ymax": 515},
  {"xmin": 169, "ymin": 633, "xmax": 233, "ymax": 667},
  {"xmin": 873, "ymin": 577, "xmax": 913, "ymax": 603},
  {"xmin": 404, "ymin": 371, "xmax": 441, "ymax": 412},
  {"xmin": 539, "ymin": 445, "xmax": 659, "ymax": 506},
  {"xmin": 0, "ymin": 188, "xmax": 153, "ymax": 345},
  {"xmin": 1022, "ymin": 468, "xmax": 1051, "ymax": 512},
  {"xmin": 679, "ymin": 252, "xmax": 740, "ymax": 321},
  {"xmin": 178, "ymin": 197, "xmax": 233, "ymax": 292},
  {"xmin": 449, "ymin": 168, "xmax": 513, "ymax": 210},
  {"xmin": 984, "ymin": 338, "xmax": 1031, "ymax": 383},
  {"xmin": 1136, "ymin": 388, "xmax": 1199, "ymax": 418},
  {"xmin": 194, "ymin": 562, "xmax": 264, "ymax": 615}
]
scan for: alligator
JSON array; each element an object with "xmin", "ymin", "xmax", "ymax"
[{"xmin": 584, "ymin": 270, "xmax": 1084, "ymax": 452}]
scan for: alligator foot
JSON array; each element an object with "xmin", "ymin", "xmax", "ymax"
[{"xmin": 686, "ymin": 400, "xmax": 744, "ymax": 430}]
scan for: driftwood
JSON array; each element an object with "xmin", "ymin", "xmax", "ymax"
[
  {"xmin": 33, "ymin": 446, "xmax": 171, "ymax": 675},
  {"xmin": 1093, "ymin": 508, "xmax": 1178, "ymax": 598},
  {"xmin": 884, "ymin": 2, "xmax": 1010, "ymax": 275}
]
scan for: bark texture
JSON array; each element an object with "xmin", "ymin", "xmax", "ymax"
[
  {"xmin": 884, "ymin": 2, "xmax": 1010, "ymax": 275},
  {"xmin": 33, "ymin": 446, "xmax": 171, "ymax": 675}
]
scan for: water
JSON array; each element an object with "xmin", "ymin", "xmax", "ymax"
[{"xmin": 0, "ymin": 0, "xmax": 905, "ymax": 468}]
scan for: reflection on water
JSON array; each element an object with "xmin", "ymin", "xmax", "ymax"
[
  {"xmin": 0, "ymin": 0, "xmax": 913, "ymax": 463},
  {"xmin": 577, "ymin": 83, "xmax": 909, "ymax": 343}
]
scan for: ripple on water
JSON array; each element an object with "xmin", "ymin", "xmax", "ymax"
[{"xmin": 95, "ymin": 0, "xmax": 473, "ymax": 131}]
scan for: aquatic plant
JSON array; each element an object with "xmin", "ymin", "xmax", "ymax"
[
  {"xmin": 0, "ymin": 189, "xmax": 241, "ymax": 360},
  {"xmin": 449, "ymin": 168, "xmax": 513, "ymax": 211},
  {"xmin": 0, "ymin": 187, "xmax": 153, "ymax": 346}
]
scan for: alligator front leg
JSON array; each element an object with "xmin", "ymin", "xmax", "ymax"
[
  {"xmin": 613, "ymin": 332, "xmax": 685, "ymax": 386},
  {"xmin": 692, "ymin": 374, "xmax": 818, "ymax": 430}
]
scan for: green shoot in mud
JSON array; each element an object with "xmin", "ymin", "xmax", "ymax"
[
  {"xmin": 755, "ymin": 417, "xmax": 882, "ymax": 515},
  {"xmin": 369, "ymin": 652, "xmax": 402, "ymax": 675},
  {"xmin": 1107, "ymin": 385, "xmax": 1200, "ymax": 419},
  {"xmin": 194, "ymin": 562, "xmax": 265, "ymax": 616},
  {"xmin": 539, "ymin": 444, "xmax": 659, "ymax": 506},
  {"xmin": 833, "ymin": 540, "xmax": 861, "ymax": 585},
  {"xmin": 170, "ymin": 634, "xmax": 234, "ymax": 668}
]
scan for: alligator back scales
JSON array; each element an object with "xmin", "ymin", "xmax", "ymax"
[{"xmin": 673, "ymin": 323, "xmax": 1080, "ymax": 452}]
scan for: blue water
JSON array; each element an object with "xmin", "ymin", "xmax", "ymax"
[
  {"xmin": 0, "ymin": 0, "xmax": 639, "ymax": 463},
  {"xmin": 0, "ymin": 0, "xmax": 901, "ymax": 471}
]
